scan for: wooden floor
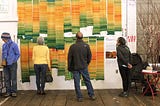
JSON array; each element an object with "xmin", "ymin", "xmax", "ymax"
[{"xmin": 0, "ymin": 89, "xmax": 160, "ymax": 106}]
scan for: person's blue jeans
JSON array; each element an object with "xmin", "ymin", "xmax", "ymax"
[
  {"xmin": 34, "ymin": 64, "xmax": 47, "ymax": 92},
  {"xmin": 72, "ymin": 68, "xmax": 94, "ymax": 98},
  {"xmin": 4, "ymin": 62, "xmax": 17, "ymax": 94}
]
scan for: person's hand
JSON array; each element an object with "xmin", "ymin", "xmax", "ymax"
[
  {"xmin": 48, "ymin": 67, "xmax": 52, "ymax": 71},
  {"xmin": 1, "ymin": 60, "xmax": 6, "ymax": 66},
  {"xmin": 128, "ymin": 63, "xmax": 132, "ymax": 69}
]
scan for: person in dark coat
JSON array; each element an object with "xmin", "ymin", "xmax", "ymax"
[
  {"xmin": 116, "ymin": 37, "xmax": 132, "ymax": 97},
  {"xmin": 68, "ymin": 31, "xmax": 96, "ymax": 102}
]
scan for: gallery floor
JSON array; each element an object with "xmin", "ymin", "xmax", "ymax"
[{"xmin": 0, "ymin": 89, "xmax": 160, "ymax": 106}]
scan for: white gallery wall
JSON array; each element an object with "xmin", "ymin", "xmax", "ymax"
[{"xmin": 0, "ymin": 0, "xmax": 136, "ymax": 90}]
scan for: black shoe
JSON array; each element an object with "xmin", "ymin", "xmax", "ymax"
[
  {"xmin": 90, "ymin": 95, "xmax": 96, "ymax": 100},
  {"xmin": 37, "ymin": 90, "xmax": 41, "ymax": 95},
  {"xmin": 41, "ymin": 91, "xmax": 46, "ymax": 95},
  {"xmin": 77, "ymin": 98, "xmax": 83, "ymax": 102},
  {"xmin": 118, "ymin": 92, "xmax": 128, "ymax": 97},
  {"xmin": 11, "ymin": 93, "xmax": 17, "ymax": 97}
]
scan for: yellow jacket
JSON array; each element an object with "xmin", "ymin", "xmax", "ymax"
[{"xmin": 32, "ymin": 45, "xmax": 51, "ymax": 68}]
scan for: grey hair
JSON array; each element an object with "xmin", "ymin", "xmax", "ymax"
[{"xmin": 37, "ymin": 36, "xmax": 45, "ymax": 45}]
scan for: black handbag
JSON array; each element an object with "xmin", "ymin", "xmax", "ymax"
[{"xmin": 45, "ymin": 74, "xmax": 53, "ymax": 82}]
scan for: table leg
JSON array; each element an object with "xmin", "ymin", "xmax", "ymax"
[{"xmin": 142, "ymin": 76, "xmax": 155, "ymax": 100}]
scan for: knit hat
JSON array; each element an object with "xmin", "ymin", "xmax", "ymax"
[{"xmin": 1, "ymin": 32, "xmax": 11, "ymax": 39}]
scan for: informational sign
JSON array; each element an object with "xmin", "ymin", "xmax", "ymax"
[
  {"xmin": 105, "ymin": 35, "xmax": 117, "ymax": 58},
  {"xmin": 0, "ymin": 0, "xmax": 9, "ymax": 15},
  {"xmin": 127, "ymin": 0, "xmax": 137, "ymax": 52},
  {"xmin": 0, "ymin": 0, "xmax": 17, "ymax": 21}
]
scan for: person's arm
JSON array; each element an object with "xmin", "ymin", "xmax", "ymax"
[
  {"xmin": 13, "ymin": 44, "xmax": 20, "ymax": 62},
  {"xmin": 128, "ymin": 47, "xmax": 132, "ymax": 69},
  {"xmin": 46, "ymin": 47, "xmax": 51, "ymax": 71},
  {"xmin": 68, "ymin": 45, "xmax": 73, "ymax": 71},
  {"xmin": 32, "ymin": 47, "xmax": 35, "ymax": 63},
  {"xmin": 87, "ymin": 45, "xmax": 92, "ymax": 65},
  {"xmin": 1, "ymin": 44, "xmax": 7, "ymax": 66}
]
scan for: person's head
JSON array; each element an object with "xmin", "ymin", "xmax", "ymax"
[
  {"xmin": 37, "ymin": 36, "xmax": 45, "ymax": 45},
  {"xmin": 76, "ymin": 31, "xmax": 83, "ymax": 40},
  {"xmin": 1, "ymin": 32, "xmax": 11, "ymax": 42},
  {"xmin": 117, "ymin": 37, "xmax": 126, "ymax": 46}
]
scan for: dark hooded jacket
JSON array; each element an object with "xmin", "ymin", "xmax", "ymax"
[{"xmin": 116, "ymin": 45, "xmax": 131, "ymax": 67}]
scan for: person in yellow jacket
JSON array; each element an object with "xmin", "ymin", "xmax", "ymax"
[{"xmin": 32, "ymin": 36, "xmax": 51, "ymax": 95}]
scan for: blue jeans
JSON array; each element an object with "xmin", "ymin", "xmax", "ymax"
[
  {"xmin": 4, "ymin": 62, "xmax": 17, "ymax": 94},
  {"xmin": 34, "ymin": 64, "xmax": 47, "ymax": 91},
  {"xmin": 72, "ymin": 68, "xmax": 94, "ymax": 98}
]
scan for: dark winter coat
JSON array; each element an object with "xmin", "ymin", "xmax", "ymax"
[
  {"xmin": 68, "ymin": 39, "xmax": 92, "ymax": 71},
  {"xmin": 116, "ymin": 45, "xmax": 131, "ymax": 67}
]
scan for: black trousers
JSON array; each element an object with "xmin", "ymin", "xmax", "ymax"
[{"xmin": 119, "ymin": 66, "xmax": 131, "ymax": 92}]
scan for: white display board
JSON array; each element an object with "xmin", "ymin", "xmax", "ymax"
[{"xmin": 0, "ymin": 0, "xmax": 136, "ymax": 90}]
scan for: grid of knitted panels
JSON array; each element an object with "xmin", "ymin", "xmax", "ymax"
[{"xmin": 17, "ymin": 0, "xmax": 121, "ymax": 82}]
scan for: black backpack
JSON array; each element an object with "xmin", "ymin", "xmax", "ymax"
[
  {"xmin": 130, "ymin": 53, "xmax": 149, "ymax": 83},
  {"xmin": 131, "ymin": 53, "xmax": 142, "ymax": 66}
]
